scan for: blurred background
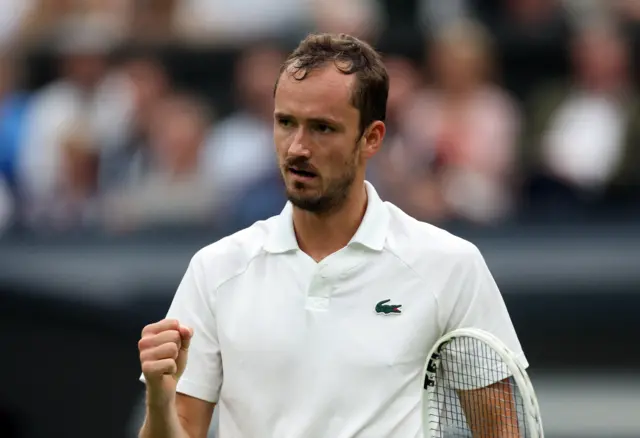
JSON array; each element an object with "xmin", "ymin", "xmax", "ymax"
[{"xmin": 0, "ymin": 0, "xmax": 638, "ymax": 437}]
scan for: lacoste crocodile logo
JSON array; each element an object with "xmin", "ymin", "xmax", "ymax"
[{"xmin": 375, "ymin": 299, "xmax": 402, "ymax": 315}]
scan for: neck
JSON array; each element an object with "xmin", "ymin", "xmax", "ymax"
[{"xmin": 292, "ymin": 182, "xmax": 368, "ymax": 262}]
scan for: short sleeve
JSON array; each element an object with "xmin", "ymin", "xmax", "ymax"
[
  {"xmin": 437, "ymin": 244, "xmax": 528, "ymax": 389},
  {"xmin": 139, "ymin": 252, "xmax": 222, "ymax": 403}
]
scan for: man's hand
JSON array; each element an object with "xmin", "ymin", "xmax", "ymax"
[{"xmin": 139, "ymin": 319, "xmax": 194, "ymax": 407}]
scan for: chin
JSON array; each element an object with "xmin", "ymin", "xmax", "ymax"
[
  {"xmin": 287, "ymin": 194, "xmax": 326, "ymax": 213},
  {"xmin": 285, "ymin": 175, "xmax": 317, "ymax": 191},
  {"xmin": 286, "ymin": 188, "xmax": 342, "ymax": 214},
  {"xmin": 286, "ymin": 181, "xmax": 317, "ymax": 198}
]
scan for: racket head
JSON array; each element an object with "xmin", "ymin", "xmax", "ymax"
[{"xmin": 421, "ymin": 328, "xmax": 544, "ymax": 438}]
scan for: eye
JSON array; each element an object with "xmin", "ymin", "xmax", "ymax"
[
  {"xmin": 276, "ymin": 117, "xmax": 294, "ymax": 128},
  {"xmin": 315, "ymin": 123, "xmax": 335, "ymax": 134}
]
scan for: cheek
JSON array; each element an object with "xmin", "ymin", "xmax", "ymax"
[
  {"xmin": 273, "ymin": 130, "xmax": 289, "ymax": 154},
  {"xmin": 324, "ymin": 147, "xmax": 352, "ymax": 173}
]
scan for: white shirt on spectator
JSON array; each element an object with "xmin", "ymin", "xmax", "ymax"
[
  {"xmin": 202, "ymin": 112, "xmax": 277, "ymax": 206},
  {"xmin": 173, "ymin": 0, "xmax": 312, "ymax": 43},
  {"xmin": 0, "ymin": 0, "xmax": 34, "ymax": 45},
  {"xmin": 542, "ymin": 92, "xmax": 626, "ymax": 190},
  {"xmin": 16, "ymin": 74, "xmax": 132, "ymax": 211}
]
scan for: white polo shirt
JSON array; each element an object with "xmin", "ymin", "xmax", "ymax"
[{"xmin": 147, "ymin": 181, "xmax": 527, "ymax": 438}]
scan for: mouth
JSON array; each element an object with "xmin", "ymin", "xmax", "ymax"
[{"xmin": 288, "ymin": 167, "xmax": 318, "ymax": 180}]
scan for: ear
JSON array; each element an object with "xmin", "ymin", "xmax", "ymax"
[{"xmin": 360, "ymin": 120, "xmax": 386, "ymax": 159}]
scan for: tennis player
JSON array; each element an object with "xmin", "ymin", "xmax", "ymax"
[{"xmin": 138, "ymin": 33, "xmax": 527, "ymax": 438}]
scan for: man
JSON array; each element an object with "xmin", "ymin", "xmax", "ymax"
[{"xmin": 138, "ymin": 33, "xmax": 527, "ymax": 438}]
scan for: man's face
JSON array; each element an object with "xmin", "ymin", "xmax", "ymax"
[
  {"xmin": 273, "ymin": 65, "xmax": 364, "ymax": 214},
  {"xmin": 573, "ymin": 29, "xmax": 627, "ymax": 89}
]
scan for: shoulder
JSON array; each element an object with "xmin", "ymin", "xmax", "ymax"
[
  {"xmin": 189, "ymin": 216, "xmax": 277, "ymax": 288},
  {"xmin": 383, "ymin": 202, "xmax": 483, "ymax": 275},
  {"xmin": 31, "ymin": 82, "xmax": 77, "ymax": 105},
  {"xmin": 24, "ymin": 82, "xmax": 80, "ymax": 125}
]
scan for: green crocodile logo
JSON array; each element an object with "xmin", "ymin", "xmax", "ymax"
[{"xmin": 375, "ymin": 299, "xmax": 402, "ymax": 315}]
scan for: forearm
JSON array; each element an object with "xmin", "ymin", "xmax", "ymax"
[
  {"xmin": 458, "ymin": 380, "xmax": 520, "ymax": 438},
  {"xmin": 139, "ymin": 401, "xmax": 190, "ymax": 438}
]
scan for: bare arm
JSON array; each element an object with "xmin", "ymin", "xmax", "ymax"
[
  {"xmin": 457, "ymin": 379, "xmax": 520, "ymax": 438},
  {"xmin": 140, "ymin": 394, "xmax": 215, "ymax": 438}
]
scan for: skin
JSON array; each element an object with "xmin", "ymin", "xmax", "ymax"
[
  {"xmin": 273, "ymin": 63, "xmax": 385, "ymax": 261},
  {"xmin": 138, "ymin": 319, "xmax": 213, "ymax": 438},
  {"xmin": 138, "ymin": 62, "xmax": 517, "ymax": 438},
  {"xmin": 138, "ymin": 63, "xmax": 386, "ymax": 438},
  {"xmin": 458, "ymin": 379, "xmax": 522, "ymax": 437}
]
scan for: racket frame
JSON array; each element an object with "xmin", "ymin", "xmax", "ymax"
[{"xmin": 421, "ymin": 328, "xmax": 544, "ymax": 438}]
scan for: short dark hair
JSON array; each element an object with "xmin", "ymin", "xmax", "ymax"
[{"xmin": 275, "ymin": 33, "xmax": 389, "ymax": 136}]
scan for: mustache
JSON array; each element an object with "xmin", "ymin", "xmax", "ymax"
[{"xmin": 284, "ymin": 157, "xmax": 318, "ymax": 173}]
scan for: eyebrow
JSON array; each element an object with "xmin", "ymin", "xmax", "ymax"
[{"xmin": 274, "ymin": 112, "xmax": 343, "ymax": 127}]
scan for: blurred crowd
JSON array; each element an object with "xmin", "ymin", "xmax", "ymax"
[{"xmin": 0, "ymin": 0, "xmax": 639, "ymax": 236}]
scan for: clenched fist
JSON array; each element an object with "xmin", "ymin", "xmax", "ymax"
[{"xmin": 139, "ymin": 319, "xmax": 193, "ymax": 406}]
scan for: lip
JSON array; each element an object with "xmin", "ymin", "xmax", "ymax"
[{"xmin": 288, "ymin": 167, "xmax": 318, "ymax": 182}]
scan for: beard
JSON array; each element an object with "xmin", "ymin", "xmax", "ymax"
[{"xmin": 283, "ymin": 149, "xmax": 358, "ymax": 215}]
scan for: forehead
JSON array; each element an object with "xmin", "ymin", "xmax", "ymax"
[{"xmin": 274, "ymin": 64, "xmax": 358, "ymax": 120}]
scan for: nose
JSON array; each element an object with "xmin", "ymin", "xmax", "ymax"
[{"xmin": 287, "ymin": 127, "xmax": 311, "ymax": 158}]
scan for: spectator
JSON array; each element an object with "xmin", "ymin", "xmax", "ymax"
[
  {"xmin": 17, "ymin": 0, "xmax": 130, "ymax": 43},
  {"xmin": 12, "ymin": 119, "xmax": 102, "ymax": 232},
  {"xmin": 172, "ymin": 0, "xmax": 312, "ymax": 45},
  {"xmin": 521, "ymin": 18, "xmax": 640, "ymax": 218},
  {"xmin": 0, "ymin": 174, "xmax": 14, "ymax": 234},
  {"xmin": 97, "ymin": 51, "xmax": 172, "ymax": 191},
  {"xmin": 471, "ymin": 0, "xmax": 571, "ymax": 101},
  {"xmin": 387, "ymin": 19, "xmax": 521, "ymax": 225},
  {"xmin": 229, "ymin": 170, "xmax": 288, "ymax": 231},
  {"xmin": 419, "ymin": 0, "xmax": 470, "ymax": 34},
  {"xmin": 202, "ymin": 44, "xmax": 285, "ymax": 209},
  {"xmin": 0, "ymin": 48, "xmax": 29, "ymax": 194},
  {"xmin": 172, "ymin": 0, "xmax": 382, "ymax": 45},
  {"xmin": 15, "ymin": 0, "xmax": 69, "ymax": 44},
  {"xmin": 102, "ymin": 93, "xmax": 219, "ymax": 232},
  {"xmin": 312, "ymin": 0, "xmax": 384, "ymax": 41},
  {"xmin": 562, "ymin": 0, "xmax": 611, "ymax": 25},
  {"xmin": 129, "ymin": 0, "xmax": 177, "ymax": 43},
  {"xmin": 369, "ymin": 53, "xmax": 423, "ymax": 199},
  {"xmin": 382, "ymin": 55, "xmax": 425, "ymax": 132},
  {"xmin": 33, "ymin": 125, "xmax": 101, "ymax": 231},
  {"xmin": 0, "ymin": 0, "xmax": 34, "ymax": 46},
  {"xmin": 612, "ymin": 0, "xmax": 640, "ymax": 22},
  {"xmin": 15, "ymin": 14, "xmax": 124, "ymax": 229}
]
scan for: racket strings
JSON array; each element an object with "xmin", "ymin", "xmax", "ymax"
[{"xmin": 428, "ymin": 336, "xmax": 528, "ymax": 437}]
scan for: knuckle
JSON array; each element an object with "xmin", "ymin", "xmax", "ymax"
[
  {"xmin": 139, "ymin": 347, "xmax": 154, "ymax": 362},
  {"xmin": 165, "ymin": 318, "xmax": 179, "ymax": 328},
  {"xmin": 141, "ymin": 362, "xmax": 154, "ymax": 375},
  {"xmin": 170, "ymin": 330, "xmax": 182, "ymax": 343},
  {"xmin": 139, "ymin": 347, "xmax": 153, "ymax": 363},
  {"xmin": 167, "ymin": 343, "xmax": 179, "ymax": 358},
  {"xmin": 139, "ymin": 334, "xmax": 157, "ymax": 350}
]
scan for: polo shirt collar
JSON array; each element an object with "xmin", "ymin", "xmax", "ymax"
[{"xmin": 264, "ymin": 181, "xmax": 389, "ymax": 254}]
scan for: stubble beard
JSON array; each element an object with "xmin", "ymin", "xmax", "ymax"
[{"xmin": 284, "ymin": 150, "xmax": 358, "ymax": 215}]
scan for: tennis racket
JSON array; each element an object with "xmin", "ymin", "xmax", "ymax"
[{"xmin": 421, "ymin": 328, "xmax": 544, "ymax": 438}]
